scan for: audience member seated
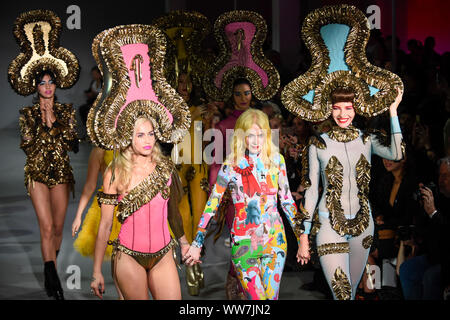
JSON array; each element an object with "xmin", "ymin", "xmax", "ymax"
[{"xmin": 398, "ymin": 157, "xmax": 450, "ymax": 300}]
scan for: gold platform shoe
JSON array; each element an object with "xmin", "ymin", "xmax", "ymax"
[
  {"xmin": 186, "ymin": 265, "xmax": 200, "ymax": 296},
  {"xmin": 193, "ymin": 263, "xmax": 204, "ymax": 289}
]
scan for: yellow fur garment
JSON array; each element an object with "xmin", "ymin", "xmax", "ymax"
[
  {"xmin": 73, "ymin": 150, "xmax": 120, "ymax": 260},
  {"xmin": 73, "ymin": 190, "xmax": 121, "ymax": 260}
]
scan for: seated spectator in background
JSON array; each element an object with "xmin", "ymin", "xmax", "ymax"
[
  {"xmin": 79, "ymin": 66, "xmax": 102, "ymax": 128},
  {"xmin": 269, "ymin": 113, "xmax": 283, "ymax": 130},
  {"xmin": 360, "ymin": 149, "xmax": 421, "ymax": 299},
  {"xmin": 371, "ymin": 149, "xmax": 422, "ymax": 259},
  {"xmin": 261, "ymin": 100, "xmax": 281, "ymax": 119},
  {"xmin": 398, "ymin": 157, "xmax": 450, "ymax": 300}
]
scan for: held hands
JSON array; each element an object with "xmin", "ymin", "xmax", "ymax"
[
  {"xmin": 297, "ymin": 234, "xmax": 311, "ymax": 265},
  {"xmin": 183, "ymin": 245, "xmax": 202, "ymax": 266},
  {"xmin": 90, "ymin": 272, "xmax": 105, "ymax": 299},
  {"xmin": 179, "ymin": 236, "xmax": 190, "ymax": 261}
]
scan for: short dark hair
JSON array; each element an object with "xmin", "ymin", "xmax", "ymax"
[
  {"xmin": 330, "ymin": 87, "xmax": 355, "ymax": 104},
  {"xmin": 32, "ymin": 70, "xmax": 58, "ymax": 104},
  {"xmin": 34, "ymin": 70, "xmax": 57, "ymax": 87},
  {"xmin": 233, "ymin": 78, "xmax": 252, "ymax": 90}
]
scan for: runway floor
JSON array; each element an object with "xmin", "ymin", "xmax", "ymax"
[{"xmin": 0, "ymin": 127, "xmax": 325, "ymax": 300}]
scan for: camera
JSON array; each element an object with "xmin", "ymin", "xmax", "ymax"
[{"xmin": 413, "ymin": 182, "xmax": 437, "ymax": 202}]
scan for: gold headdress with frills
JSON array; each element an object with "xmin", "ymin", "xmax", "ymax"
[
  {"xmin": 8, "ymin": 10, "xmax": 79, "ymax": 96},
  {"xmin": 281, "ymin": 4, "xmax": 403, "ymax": 122},
  {"xmin": 203, "ymin": 10, "xmax": 280, "ymax": 101},
  {"xmin": 153, "ymin": 10, "xmax": 212, "ymax": 92},
  {"xmin": 86, "ymin": 24, "xmax": 191, "ymax": 150}
]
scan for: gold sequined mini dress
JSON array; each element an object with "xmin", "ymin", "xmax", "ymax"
[{"xmin": 18, "ymin": 102, "xmax": 78, "ymax": 193}]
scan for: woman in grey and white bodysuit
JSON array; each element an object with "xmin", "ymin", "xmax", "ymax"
[{"xmin": 297, "ymin": 87, "xmax": 404, "ymax": 300}]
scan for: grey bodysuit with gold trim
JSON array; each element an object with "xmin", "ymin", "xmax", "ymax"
[{"xmin": 301, "ymin": 116, "xmax": 404, "ymax": 300}]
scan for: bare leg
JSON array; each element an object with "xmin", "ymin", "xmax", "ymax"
[
  {"xmin": 148, "ymin": 249, "xmax": 181, "ymax": 300},
  {"xmin": 29, "ymin": 182, "xmax": 56, "ymax": 262},
  {"xmin": 114, "ymin": 251, "xmax": 149, "ymax": 300},
  {"xmin": 49, "ymin": 184, "xmax": 69, "ymax": 254}
]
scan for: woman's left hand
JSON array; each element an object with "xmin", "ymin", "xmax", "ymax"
[
  {"xmin": 389, "ymin": 87, "xmax": 403, "ymax": 115},
  {"xmin": 184, "ymin": 245, "xmax": 202, "ymax": 266}
]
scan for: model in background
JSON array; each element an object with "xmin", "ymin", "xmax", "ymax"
[
  {"xmin": 8, "ymin": 10, "xmax": 80, "ymax": 300},
  {"xmin": 154, "ymin": 11, "xmax": 213, "ymax": 296}
]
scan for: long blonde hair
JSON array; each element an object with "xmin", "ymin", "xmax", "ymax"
[
  {"xmin": 109, "ymin": 117, "xmax": 165, "ymax": 193},
  {"xmin": 226, "ymin": 109, "xmax": 279, "ymax": 168}
]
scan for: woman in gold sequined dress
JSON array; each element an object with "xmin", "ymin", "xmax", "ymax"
[{"xmin": 19, "ymin": 71, "xmax": 79, "ymax": 300}]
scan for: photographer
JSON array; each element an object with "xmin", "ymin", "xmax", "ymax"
[{"xmin": 398, "ymin": 157, "xmax": 450, "ymax": 299}]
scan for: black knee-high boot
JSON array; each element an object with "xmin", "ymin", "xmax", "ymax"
[{"xmin": 44, "ymin": 261, "xmax": 65, "ymax": 300}]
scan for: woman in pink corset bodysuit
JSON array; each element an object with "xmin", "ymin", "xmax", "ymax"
[{"xmin": 90, "ymin": 117, "xmax": 189, "ymax": 300}]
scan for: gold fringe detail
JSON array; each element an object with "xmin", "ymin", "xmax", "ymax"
[
  {"xmin": 116, "ymin": 158, "xmax": 175, "ymax": 223},
  {"xmin": 331, "ymin": 266, "xmax": 352, "ymax": 300},
  {"xmin": 325, "ymin": 154, "xmax": 371, "ymax": 237},
  {"xmin": 153, "ymin": 10, "xmax": 213, "ymax": 91},
  {"xmin": 310, "ymin": 208, "xmax": 321, "ymax": 236},
  {"xmin": 327, "ymin": 125, "xmax": 359, "ymax": 143},
  {"xmin": 110, "ymin": 237, "xmax": 178, "ymax": 260},
  {"xmin": 32, "ymin": 24, "xmax": 45, "ymax": 56},
  {"xmin": 400, "ymin": 139, "xmax": 406, "ymax": 160},
  {"xmin": 20, "ymin": 103, "xmax": 77, "ymax": 193},
  {"xmin": 301, "ymin": 135, "xmax": 327, "ymax": 190},
  {"xmin": 362, "ymin": 235, "xmax": 373, "ymax": 249},
  {"xmin": 8, "ymin": 9, "xmax": 79, "ymax": 96},
  {"xmin": 96, "ymin": 191, "xmax": 119, "ymax": 206},
  {"xmin": 281, "ymin": 4, "xmax": 403, "ymax": 122},
  {"xmin": 317, "ymin": 242, "xmax": 349, "ymax": 257},
  {"xmin": 203, "ymin": 10, "xmax": 280, "ymax": 101},
  {"xmin": 293, "ymin": 202, "xmax": 309, "ymax": 235},
  {"xmin": 87, "ymin": 24, "xmax": 191, "ymax": 150}
]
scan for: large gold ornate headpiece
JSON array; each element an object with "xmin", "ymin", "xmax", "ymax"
[
  {"xmin": 153, "ymin": 10, "xmax": 212, "ymax": 91},
  {"xmin": 87, "ymin": 24, "xmax": 190, "ymax": 150},
  {"xmin": 8, "ymin": 10, "xmax": 80, "ymax": 96},
  {"xmin": 203, "ymin": 10, "xmax": 280, "ymax": 101},
  {"xmin": 281, "ymin": 4, "xmax": 403, "ymax": 122}
]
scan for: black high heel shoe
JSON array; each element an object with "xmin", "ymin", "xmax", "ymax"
[{"xmin": 44, "ymin": 261, "xmax": 65, "ymax": 300}]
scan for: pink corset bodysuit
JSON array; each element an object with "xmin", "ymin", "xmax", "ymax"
[
  {"xmin": 111, "ymin": 177, "xmax": 180, "ymax": 270},
  {"xmin": 118, "ymin": 189, "xmax": 171, "ymax": 254}
]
